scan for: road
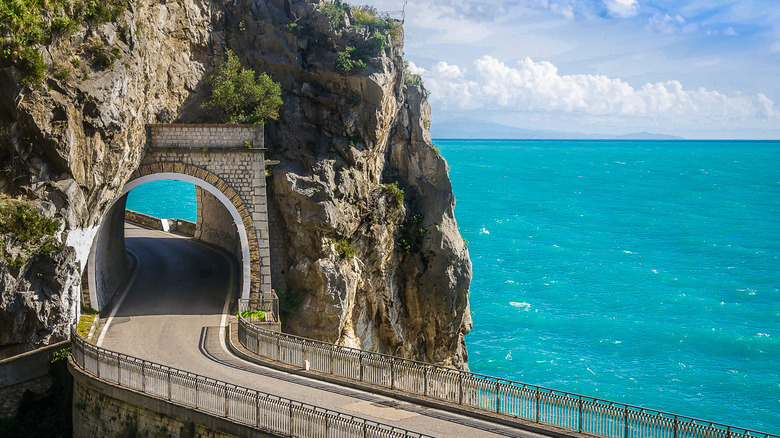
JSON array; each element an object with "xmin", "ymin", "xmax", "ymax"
[{"xmin": 100, "ymin": 223, "xmax": 547, "ymax": 438}]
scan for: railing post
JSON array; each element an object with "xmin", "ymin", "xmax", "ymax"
[
  {"xmin": 578, "ymin": 397, "xmax": 583, "ymax": 433},
  {"xmin": 256, "ymin": 393, "xmax": 262, "ymax": 429},
  {"xmin": 536, "ymin": 387, "xmax": 540, "ymax": 423},
  {"xmin": 624, "ymin": 406, "xmax": 629, "ymax": 438},
  {"xmin": 289, "ymin": 403, "xmax": 294, "ymax": 436},
  {"xmin": 423, "ymin": 367, "xmax": 428, "ymax": 397},
  {"xmin": 225, "ymin": 387, "xmax": 229, "ymax": 417},
  {"xmin": 359, "ymin": 354, "xmax": 364, "ymax": 381},
  {"xmin": 96, "ymin": 350, "xmax": 100, "ymax": 379},
  {"xmin": 390, "ymin": 361, "xmax": 395, "ymax": 390},
  {"xmin": 167, "ymin": 369, "xmax": 172, "ymax": 401},
  {"xmin": 458, "ymin": 373, "xmax": 463, "ymax": 405},
  {"xmin": 496, "ymin": 380, "xmax": 500, "ymax": 413},
  {"xmin": 302, "ymin": 342, "xmax": 307, "ymax": 368},
  {"xmin": 277, "ymin": 335, "xmax": 281, "ymax": 362},
  {"xmin": 117, "ymin": 357, "xmax": 121, "ymax": 385},
  {"xmin": 141, "ymin": 364, "xmax": 146, "ymax": 392},
  {"xmin": 673, "ymin": 415, "xmax": 678, "ymax": 438},
  {"xmin": 330, "ymin": 348, "xmax": 334, "ymax": 374}
]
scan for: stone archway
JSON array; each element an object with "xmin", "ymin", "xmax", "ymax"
[{"xmin": 85, "ymin": 124, "xmax": 272, "ymax": 310}]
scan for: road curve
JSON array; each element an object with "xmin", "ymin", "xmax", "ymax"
[{"xmin": 100, "ymin": 222, "xmax": 546, "ymax": 438}]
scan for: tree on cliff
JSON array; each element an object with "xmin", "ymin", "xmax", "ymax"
[{"xmin": 202, "ymin": 50, "xmax": 282, "ymax": 125}]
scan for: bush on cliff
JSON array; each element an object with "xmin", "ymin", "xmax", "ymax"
[
  {"xmin": 0, "ymin": 0, "xmax": 128, "ymax": 86},
  {"xmin": 202, "ymin": 50, "xmax": 283, "ymax": 125},
  {"xmin": 0, "ymin": 195, "xmax": 62, "ymax": 270},
  {"xmin": 334, "ymin": 46, "xmax": 366, "ymax": 74}
]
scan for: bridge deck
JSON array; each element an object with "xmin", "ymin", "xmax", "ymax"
[{"xmin": 98, "ymin": 224, "xmax": 551, "ymax": 438}]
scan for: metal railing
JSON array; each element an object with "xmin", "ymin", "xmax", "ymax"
[
  {"xmin": 237, "ymin": 318, "xmax": 779, "ymax": 438},
  {"xmin": 238, "ymin": 295, "xmax": 279, "ymax": 325},
  {"xmin": 70, "ymin": 329, "xmax": 431, "ymax": 438}
]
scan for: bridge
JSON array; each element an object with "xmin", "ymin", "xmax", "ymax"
[
  {"xmin": 85, "ymin": 124, "xmax": 275, "ymax": 313},
  {"xmin": 68, "ymin": 125, "xmax": 778, "ymax": 438}
]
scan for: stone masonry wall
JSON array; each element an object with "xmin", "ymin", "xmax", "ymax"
[
  {"xmin": 195, "ymin": 187, "xmax": 240, "ymax": 257},
  {"xmin": 131, "ymin": 125, "xmax": 273, "ymax": 295},
  {"xmin": 149, "ymin": 124, "xmax": 264, "ymax": 149},
  {"xmin": 266, "ymin": 191, "xmax": 288, "ymax": 293},
  {"xmin": 134, "ymin": 152, "xmax": 270, "ymax": 294}
]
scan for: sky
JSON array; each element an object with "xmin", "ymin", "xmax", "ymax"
[{"xmin": 361, "ymin": 0, "xmax": 780, "ymax": 139}]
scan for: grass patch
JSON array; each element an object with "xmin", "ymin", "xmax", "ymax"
[
  {"xmin": 238, "ymin": 310, "xmax": 266, "ymax": 321},
  {"xmin": 335, "ymin": 238, "xmax": 356, "ymax": 260},
  {"xmin": 76, "ymin": 313, "xmax": 97, "ymax": 338}
]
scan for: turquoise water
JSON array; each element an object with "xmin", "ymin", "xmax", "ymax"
[
  {"xmin": 125, "ymin": 140, "xmax": 780, "ymax": 433},
  {"xmin": 126, "ymin": 180, "xmax": 196, "ymax": 221},
  {"xmin": 439, "ymin": 140, "xmax": 780, "ymax": 433}
]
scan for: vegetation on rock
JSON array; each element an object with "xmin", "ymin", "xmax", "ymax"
[
  {"xmin": 320, "ymin": 1, "xmax": 399, "ymax": 73},
  {"xmin": 335, "ymin": 238, "xmax": 356, "ymax": 260},
  {"xmin": 0, "ymin": 0, "xmax": 129, "ymax": 86},
  {"xmin": 202, "ymin": 50, "xmax": 283, "ymax": 125},
  {"xmin": 334, "ymin": 46, "xmax": 366, "ymax": 74},
  {"xmin": 384, "ymin": 182, "xmax": 405, "ymax": 209},
  {"xmin": 0, "ymin": 195, "xmax": 62, "ymax": 270}
]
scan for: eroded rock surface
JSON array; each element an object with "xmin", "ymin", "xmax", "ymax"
[{"xmin": 0, "ymin": 0, "xmax": 471, "ymax": 367}]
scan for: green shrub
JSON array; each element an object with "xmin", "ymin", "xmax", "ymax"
[
  {"xmin": 0, "ymin": 195, "xmax": 63, "ymax": 269},
  {"xmin": 50, "ymin": 15, "xmax": 77, "ymax": 36},
  {"xmin": 16, "ymin": 46, "xmax": 45, "ymax": 86},
  {"xmin": 202, "ymin": 50, "xmax": 283, "ymax": 125},
  {"xmin": 284, "ymin": 22, "xmax": 302, "ymax": 34},
  {"xmin": 334, "ymin": 46, "xmax": 365, "ymax": 74},
  {"xmin": 50, "ymin": 348, "xmax": 71, "ymax": 363},
  {"xmin": 369, "ymin": 31, "xmax": 386, "ymax": 54},
  {"xmin": 385, "ymin": 182, "xmax": 404, "ymax": 209},
  {"xmin": 322, "ymin": 0, "xmax": 348, "ymax": 29},
  {"xmin": 335, "ymin": 239, "xmax": 356, "ymax": 260},
  {"xmin": 0, "ymin": 0, "xmax": 129, "ymax": 86}
]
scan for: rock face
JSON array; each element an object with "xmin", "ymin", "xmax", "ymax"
[{"xmin": 0, "ymin": 0, "xmax": 472, "ymax": 367}]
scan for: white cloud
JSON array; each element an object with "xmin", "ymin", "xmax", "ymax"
[
  {"xmin": 645, "ymin": 13, "xmax": 686, "ymax": 34},
  {"xmin": 407, "ymin": 62, "xmax": 427, "ymax": 76},
  {"xmin": 422, "ymin": 56, "xmax": 779, "ymax": 122},
  {"xmin": 604, "ymin": 0, "xmax": 639, "ymax": 18}
]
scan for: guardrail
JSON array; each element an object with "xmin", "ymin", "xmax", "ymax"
[
  {"xmin": 70, "ymin": 329, "xmax": 432, "ymax": 438},
  {"xmin": 237, "ymin": 318, "xmax": 779, "ymax": 438}
]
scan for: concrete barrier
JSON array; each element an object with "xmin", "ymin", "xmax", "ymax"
[{"xmin": 124, "ymin": 210, "xmax": 195, "ymax": 237}]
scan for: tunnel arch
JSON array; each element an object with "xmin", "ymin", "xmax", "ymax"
[{"xmin": 87, "ymin": 162, "xmax": 259, "ymax": 310}]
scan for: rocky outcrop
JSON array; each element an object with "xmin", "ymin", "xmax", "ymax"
[
  {"xmin": 0, "ymin": 0, "xmax": 471, "ymax": 367},
  {"xmin": 1, "ymin": 0, "xmax": 220, "ymax": 358}
]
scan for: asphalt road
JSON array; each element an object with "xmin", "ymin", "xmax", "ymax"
[{"xmin": 99, "ymin": 223, "xmax": 547, "ymax": 438}]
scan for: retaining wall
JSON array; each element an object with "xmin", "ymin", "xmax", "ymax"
[{"xmin": 70, "ymin": 362, "xmax": 273, "ymax": 438}]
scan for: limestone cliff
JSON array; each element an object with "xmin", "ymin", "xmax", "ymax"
[{"xmin": 0, "ymin": 0, "xmax": 472, "ymax": 367}]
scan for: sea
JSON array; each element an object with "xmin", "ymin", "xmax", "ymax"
[{"xmin": 126, "ymin": 140, "xmax": 780, "ymax": 433}]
